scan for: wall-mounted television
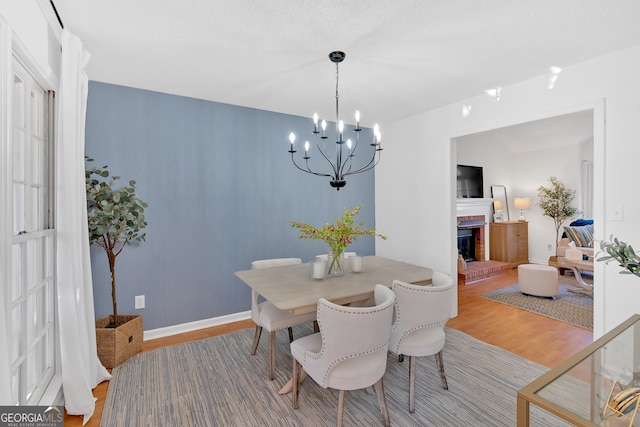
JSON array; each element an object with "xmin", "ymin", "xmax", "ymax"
[{"xmin": 457, "ymin": 164, "xmax": 484, "ymax": 198}]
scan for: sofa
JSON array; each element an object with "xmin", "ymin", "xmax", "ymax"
[{"xmin": 556, "ymin": 220, "xmax": 594, "ymax": 273}]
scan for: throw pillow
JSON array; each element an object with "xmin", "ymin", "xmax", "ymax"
[{"xmin": 563, "ymin": 224, "xmax": 594, "ymax": 248}]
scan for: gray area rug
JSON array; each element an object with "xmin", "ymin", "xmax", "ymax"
[
  {"xmin": 480, "ymin": 276, "xmax": 593, "ymax": 330},
  {"xmin": 101, "ymin": 325, "xmax": 573, "ymax": 426}
]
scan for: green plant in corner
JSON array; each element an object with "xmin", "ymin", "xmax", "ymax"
[
  {"xmin": 291, "ymin": 206, "xmax": 386, "ymax": 275},
  {"xmin": 537, "ymin": 177, "xmax": 577, "ymax": 250},
  {"xmin": 597, "ymin": 236, "xmax": 640, "ymax": 278},
  {"xmin": 86, "ymin": 157, "xmax": 148, "ymax": 327}
]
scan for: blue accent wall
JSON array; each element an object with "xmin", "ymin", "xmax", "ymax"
[{"xmin": 85, "ymin": 82, "xmax": 377, "ymax": 330}]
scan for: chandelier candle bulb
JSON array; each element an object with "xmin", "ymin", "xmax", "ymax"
[
  {"xmin": 313, "ymin": 113, "xmax": 319, "ymax": 133},
  {"xmin": 338, "ymin": 120, "xmax": 344, "ymax": 142},
  {"xmin": 289, "ymin": 132, "xmax": 295, "ymax": 152},
  {"xmin": 321, "ymin": 120, "xmax": 327, "ymax": 138},
  {"xmin": 304, "ymin": 141, "xmax": 310, "ymax": 158},
  {"xmin": 355, "ymin": 110, "xmax": 360, "ymax": 129}
]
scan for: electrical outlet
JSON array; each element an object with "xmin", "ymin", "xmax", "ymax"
[{"xmin": 135, "ymin": 295, "xmax": 145, "ymax": 309}]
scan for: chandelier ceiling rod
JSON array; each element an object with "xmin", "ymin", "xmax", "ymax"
[{"xmin": 288, "ymin": 51, "xmax": 382, "ymax": 190}]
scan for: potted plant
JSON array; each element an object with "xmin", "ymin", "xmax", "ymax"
[
  {"xmin": 537, "ymin": 176, "xmax": 578, "ymax": 251},
  {"xmin": 86, "ymin": 157, "xmax": 148, "ymax": 368},
  {"xmin": 291, "ymin": 206, "xmax": 386, "ymax": 276},
  {"xmin": 598, "ymin": 236, "xmax": 640, "ymax": 277}
]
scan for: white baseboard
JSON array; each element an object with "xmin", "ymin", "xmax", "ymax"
[{"xmin": 143, "ymin": 311, "xmax": 251, "ymax": 341}]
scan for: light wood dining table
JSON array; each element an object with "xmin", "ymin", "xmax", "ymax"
[
  {"xmin": 235, "ymin": 255, "xmax": 433, "ymax": 315},
  {"xmin": 235, "ymin": 255, "xmax": 433, "ymax": 394}
]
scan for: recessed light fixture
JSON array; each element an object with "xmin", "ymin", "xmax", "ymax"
[
  {"xmin": 485, "ymin": 87, "xmax": 502, "ymax": 101},
  {"xmin": 548, "ymin": 66, "xmax": 562, "ymax": 89}
]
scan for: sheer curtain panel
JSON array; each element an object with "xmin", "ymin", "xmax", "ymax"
[{"xmin": 56, "ymin": 29, "xmax": 110, "ymax": 424}]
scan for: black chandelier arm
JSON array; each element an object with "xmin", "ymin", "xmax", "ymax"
[
  {"xmin": 313, "ymin": 140, "xmax": 340, "ymax": 178},
  {"xmin": 289, "ymin": 151, "xmax": 333, "ymax": 178},
  {"xmin": 341, "ymin": 148, "xmax": 383, "ymax": 178}
]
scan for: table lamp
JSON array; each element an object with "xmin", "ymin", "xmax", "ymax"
[
  {"xmin": 514, "ymin": 198, "xmax": 531, "ymax": 222},
  {"xmin": 493, "ymin": 200, "xmax": 503, "ymax": 212}
]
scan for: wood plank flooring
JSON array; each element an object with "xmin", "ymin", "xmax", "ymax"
[{"xmin": 63, "ymin": 268, "xmax": 593, "ymax": 426}]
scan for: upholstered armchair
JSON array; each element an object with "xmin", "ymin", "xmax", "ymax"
[{"xmin": 290, "ymin": 284, "xmax": 395, "ymax": 427}]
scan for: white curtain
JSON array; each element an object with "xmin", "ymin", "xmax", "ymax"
[{"xmin": 56, "ymin": 29, "xmax": 111, "ymax": 424}]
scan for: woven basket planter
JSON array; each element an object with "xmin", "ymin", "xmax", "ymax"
[{"xmin": 96, "ymin": 314, "xmax": 143, "ymax": 369}]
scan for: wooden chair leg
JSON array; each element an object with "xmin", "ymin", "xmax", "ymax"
[
  {"xmin": 374, "ymin": 378, "xmax": 390, "ymax": 427},
  {"xmin": 337, "ymin": 390, "xmax": 346, "ymax": 427},
  {"xmin": 292, "ymin": 359, "xmax": 300, "ymax": 409},
  {"xmin": 313, "ymin": 320, "xmax": 319, "ymax": 333},
  {"xmin": 288, "ymin": 327, "xmax": 294, "ymax": 343},
  {"xmin": 269, "ymin": 330, "xmax": 276, "ymax": 380},
  {"xmin": 250, "ymin": 325, "xmax": 262, "ymax": 355},
  {"xmin": 436, "ymin": 350, "xmax": 448, "ymax": 390},
  {"xmin": 409, "ymin": 355, "xmax": 416, "ymax": 413}
]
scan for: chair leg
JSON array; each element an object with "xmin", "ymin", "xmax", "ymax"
[
  {"xmin": 250, "ymin": 325, "xmax": 262, "ymax": 355},
  {"xmin": 313, "ymin": 320, "xmax": 319, "ymax": 333},
  {"xmin": 288, "ymin": 327, "xmax": 294, "ymax": 343},
  {"xmin": 435, "ymin": 350, "xmax": 448, "ymax": 390},
  {"xmin": 408, "ymin": 355, "xmax": 416, "ymax": 413},
  {"xmin": 292, "ymin": 359, "xmax": 301, "ymax": 409},
  {"xmin": 398, "ymin": 354, "xmax": 404, "ymax": 363},
  {"xmin": 374, "ymin": 378, "xmax": 390, "ymax": 427},
  {"xmin": 269, "ymin": 330, "xmax": 276, "ymax": 380},
  {"xmin": 337, "ymin": 390, "xmax": 346, "ymax": 427}
]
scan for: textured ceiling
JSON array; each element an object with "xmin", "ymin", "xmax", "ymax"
[{"xmin": 53, "ymin": 0, "xmax": 640, "ymax": 127}]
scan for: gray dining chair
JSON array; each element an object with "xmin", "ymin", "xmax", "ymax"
[
  {"xmin": 291, "ymin": 284, "xmax": 395, "ymax": 427},
  {"xmin": 389, "ymin": 272, "xmax": 454, "ymax": 413},
  {"xmin": 250, "ymin": 258, "xmax": 317, "ymax": 380}
]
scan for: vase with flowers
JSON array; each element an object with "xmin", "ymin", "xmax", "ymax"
[{"xmin": 291, "ymin": 206, "xmax": 386, "ymax": 276}]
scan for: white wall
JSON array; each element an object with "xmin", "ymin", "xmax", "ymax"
[{"xmin": 377, "ymin": 44, "xmax": 640, "ymax": 337}]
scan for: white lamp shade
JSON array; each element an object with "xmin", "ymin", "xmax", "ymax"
[
  {"xmin": 514, "ymin": 198, "xmax": 531, "ymax": 210},
  {"xmin": 493, "ymin": 200, "xmax": 503, "ymax": 211}
]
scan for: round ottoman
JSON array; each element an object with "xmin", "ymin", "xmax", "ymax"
[{"xmin": 518, "ymin": 264, "xmax": 559, "ymax": 298}]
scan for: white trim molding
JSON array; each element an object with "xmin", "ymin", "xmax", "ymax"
[{"xmin": 143, "ymin": 311, "xmax": 251, "ymax": 341}]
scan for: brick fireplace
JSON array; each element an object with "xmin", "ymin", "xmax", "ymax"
[
  {"xmin": 456, "ymin": 198, "xmax": 493, "ymax": 262},
  {"xmin": 457, "ymin": 215, "xmax": 486, "ymax": 262}
]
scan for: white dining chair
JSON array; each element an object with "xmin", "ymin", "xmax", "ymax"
[
  {"xmin": 290, "ymin": 284, "xmax": 395, "ymax": 427},
  {"xmin": 389, "ymin": 272, "xmax": 454, "ymax": 413},
  {"xmin": 250, "ymin": 258, "xmax": 317, "ymax": 380}
]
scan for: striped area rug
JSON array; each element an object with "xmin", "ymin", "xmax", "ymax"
[
  {"xmin": 480, "ymin": 276, "xmax": 593, "ymax": 330},
  {"xmin": 101, "ymin": 325, "xmax": 575, "ymax": 426}
]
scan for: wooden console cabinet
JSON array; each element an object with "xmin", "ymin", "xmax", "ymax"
[{"xmin": 489, "ymin": 221, "xmax": 529, "ymax": 266}]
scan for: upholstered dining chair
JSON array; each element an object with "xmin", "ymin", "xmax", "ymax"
[
  {"xmin": 389, "ymin": 272, "xmax": 454, "ymax": 413},
  {"xmin": 250, "ymin": 258, "xmax": 317, "ymax": 380},
  {"xmin": 290, "ymin": 284, "xmax": 395, "ymax": 427}
]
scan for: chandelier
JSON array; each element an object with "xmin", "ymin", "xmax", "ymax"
[{"xmin": 288, "ymin": 51, "xmax": 382, "ymax": 190}]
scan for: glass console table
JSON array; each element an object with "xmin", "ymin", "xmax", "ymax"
[{"xmin": 518, "ymin": 314, "xmax": 640, "ymax": 426}]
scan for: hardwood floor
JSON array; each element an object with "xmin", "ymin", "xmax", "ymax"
[{"xmin": 64, "ymin": 268, "xmax": 593, "ymax": 426}]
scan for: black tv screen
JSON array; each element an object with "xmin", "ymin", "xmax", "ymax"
[{"xmin": 457, "ymin": 165, "xmax": 483, "ymax": 198}]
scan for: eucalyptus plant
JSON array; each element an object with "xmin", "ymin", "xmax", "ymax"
[
  {"xmin": 86, "ymin": 157, "xmax": 148, "ymax": 327},
  {"xmin": 598, "ymin": 236, "xmax": 640, "ymax": 278},
  {"xmin": 537, "ymin": 177, "xmax": 577, "ymax": 250}
]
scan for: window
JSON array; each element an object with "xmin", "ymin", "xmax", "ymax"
[{"xmin": 8, "ymin": 57, "xmax": 56, "ymax": 405}]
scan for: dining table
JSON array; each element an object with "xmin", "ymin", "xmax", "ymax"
[
  {"xmin": 235, "ymin": 255, "xmax": 433, "ymax": 315},
  {"xmin": 235, "ymin": 255, "xmax": 434, "ymax": 394}
]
